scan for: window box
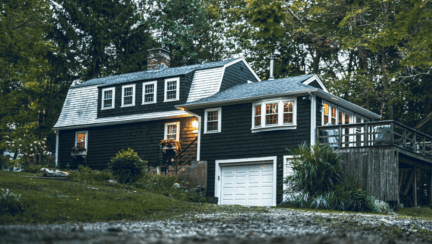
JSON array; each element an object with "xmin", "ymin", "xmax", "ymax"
[{"xmin": 251, "ymin": 98, "xmax": 297, "ymax": 133}]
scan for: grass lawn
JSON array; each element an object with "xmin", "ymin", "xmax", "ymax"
[
  {"xmin": 0, "ymin": 171, "xmax": 216, "ymax": 225},
  {"xmin": 398, "ymin": 206, "xmax": 432, "ymax": 221}
]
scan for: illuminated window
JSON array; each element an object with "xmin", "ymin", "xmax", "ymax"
[
  {"xmin": 252, "ymin": 99, "xmax": 297, "ymax": 132},
  {"xmin": 266, "ymin": 103, "xmax": 279, "ymax": 125},
  {"xmin": 254, "ymin": 105, "xmax": 261, "ymax": 127},
  {"xmin": 164, "ymin": 122, "xmax": 180, "ymax": 141},
  {"xmin": 75, "ymin": 131, "xmax": 88, "ymax": 149},
  {"xmin": 283, "ymin": 102, "xmax": 294, "ymax": 124}
]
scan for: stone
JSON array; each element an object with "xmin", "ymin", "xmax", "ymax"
[
  {"xmin": 173, "ymin": 183, "xmax": 180, "ymax": 189},
  {"xmin": 106, "ymin": 179, "xmax": 118, "ymax": 184},
  {"xmin": 41, "ymin": 168, "xmax": 69, "ymax": 177}
]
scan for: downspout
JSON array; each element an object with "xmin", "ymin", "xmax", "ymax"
[
  {"xmin": 185, "ymin": 111, "xmax": 201, "ymax": 161},
  {"xmin": 310, "ymin": 92, "xmax": 317, "ymax": 146},
  {"xmin": 55, "ymin": 130, "xmax": 59, "ymax": 168}
]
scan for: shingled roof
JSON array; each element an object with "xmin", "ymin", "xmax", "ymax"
[
  {"xmin": 179, "ymin": 74, "xmax": 316, "ymax": 108},
  {"xmin": 72, "ymin": 58, "xmax": 240, "ymax": 89}
]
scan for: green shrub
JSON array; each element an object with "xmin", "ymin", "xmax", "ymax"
[
  {"xmin": 108, "ymin": 148, "xmax": 147, "ymax": 184},
  {"xmin": 22, "ymin": 164, "xmax": 45, "ymax": 173},
  {"xmin": 284, "ymin": 143, "xmax": 376, "ymax": 212},
  {"xmin": 0, "ymin": 155, "xmax": 11, "ymax": 170},
  {"xmin": 69, "ymin": 165, "xmax": 113, "ymax": 183},
  {"xmin": 0, "ymin": 188, "xmax": 24, "ymax": 216}
]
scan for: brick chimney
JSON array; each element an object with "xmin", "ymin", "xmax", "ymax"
[{"xmin": 147, "ymin": 48, "xmax": 170, "ymax": 70}]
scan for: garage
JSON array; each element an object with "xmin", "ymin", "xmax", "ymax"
[{"xmin": 215, "ymin": 157, "xmax": 277, "ymax": 206}]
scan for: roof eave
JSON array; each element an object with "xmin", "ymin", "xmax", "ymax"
[
  {"xmin": 315, "ymin": 90, "xmax": 381, "ymax": 119},
  {"xmin": 176, "ymin": 88, "xmax": 319, "ymax": 110}
]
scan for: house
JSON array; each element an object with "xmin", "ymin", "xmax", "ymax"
[
  {"xmin": 53, "ymin": 48, "xmax": 260, "ymax": 172},
  {"xmin": 54, "ymin": 49, "xmax": 432, "ymax": 208}
]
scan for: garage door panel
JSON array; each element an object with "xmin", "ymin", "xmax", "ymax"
[{"xmin": 220, "ymin": 162, "xmax": 274, "ymax": 207}]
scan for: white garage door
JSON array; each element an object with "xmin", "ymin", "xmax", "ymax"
[{"xmin": 220, "ymin": 162, "xmax": 273, "ymax": 206}]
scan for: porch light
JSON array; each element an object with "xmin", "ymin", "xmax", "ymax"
[{"xmin": 192, "ymin": 120, "xmax": 199, "ymax": 133}]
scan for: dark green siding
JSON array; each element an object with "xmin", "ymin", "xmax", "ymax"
[
  {"xmin": 220, "ymin": 61, "xmax": 259, "ymax": 91},
  {"xmin": 191, "ymin": 97, "xmax": 311, "ymax": 203},
  {"xmin": 97, "ymin": 73, "xmax": 194, "ymax": 118},
  {"xmin": 58, "ymin": 117, "xmax": 197, "ymax": 170}
]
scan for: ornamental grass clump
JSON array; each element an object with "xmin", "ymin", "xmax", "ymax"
[
  {"xmin": 68, "ymin": 165, "xmax": 114, "ymax": 184},
  {"xmin": 284, "ymin": 143, "xmax": 377, "ymax": 212},
  {"xmin": 108, "ymin": 148, "xmax": 147, "ymax": 184}
]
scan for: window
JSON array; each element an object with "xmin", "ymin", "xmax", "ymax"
[
  {"xmin": 204, "ymin": 107, "xmax": 222, "ymax": 133},
  {"xmin": 164, "ymin": 122, "xmax": 180, "ymax": 141},
  {"xmin": 75, "ymin": 131, "xmax": 88, "ymax": 149},
  {"xmin": 252, "ymin": 98, "xmax": 297, "ymax": 132},
  {"xmin": 121, "ymin": 84, "xmax": 135, "ymax": 107},
  {"xmin": 142, "ymin": 81, "xmax": 157, "ymax": 105},
  {"xmin": 322, "ymin": 102, "xmax": 337, "ymax": 125},
  {"xmin": 164, "ymin": 77, "xmax": 180, "ymax": 102},
  {"xmin": 101, "ymin": 88, "xmax": 115, "ymax": 109}
]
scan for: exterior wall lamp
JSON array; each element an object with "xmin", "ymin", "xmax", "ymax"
[{"xmin": 192, "ymin": 120, "xmax": 199, "ymax": 133}]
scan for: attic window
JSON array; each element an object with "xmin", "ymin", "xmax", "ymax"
[
  {"xmin": 252, "ymin": 98, "xmax": 297, "ymax": 133},
  {"xmin": 143, "ymin": 81, "xmax": 157, "ymax": 105},
  {"xmin": 101, "ymin": 87, "xmax": 115, "ymax": 109},
  {"xmin": 164, "ymin": 77, "xmax": 180, "ymax": 102},
  {"xmin": 121, "ymin": 84, "xmax": 135, "ymax": 107}
]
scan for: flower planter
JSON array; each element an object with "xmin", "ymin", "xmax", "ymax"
[{"xmin": 71, "ymin": 151, "xmax": 87, "ymax": 157}]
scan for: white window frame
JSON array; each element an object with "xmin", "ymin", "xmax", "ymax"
[
  {"xmin": 75, "ymin": 131, "xmax": 88, "ymax": 149},
  {"xmin": 321, "ymin": 101, "xmax": 338, "ymax": 126},
  {"xmin": 101, "ymin": 87, "xmax": 115, "ymax": 110},
  {"xmin": 142, "ymin": 81, "xmax": 157, "ymax": 105},
  {"xmin": 164, "ymin": 122, "xmax": 180, "ymax": 141},
  {"xmin": 164, "ymin": 77, "xmax": 180, "ymax": 102},
  {"xmin": 204, "ymin": 107, "xmax": 222, "ymax": 134},
  {"xmin": 121, "ymin": 84, "xmax": 136, "ymax": 107},
  {"xmin": 251, "ymin": 97, "xmax": 297, "ymax": 133}
]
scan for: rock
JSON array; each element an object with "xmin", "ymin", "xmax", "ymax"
[
  {"xmin": 173, "ymin": 183, "xmax": 180, "ymax": 189},
  {"xmin": 41, "ymin": 168, "xmax": 69, "ymax": 177},
  {"xmin": 106, "ymin": 179, "xmax": 118, "ymax": 184}
]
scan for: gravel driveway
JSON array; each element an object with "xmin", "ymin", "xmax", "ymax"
[{"xmin": 1, "ymin": 208, "xmax": 431, "ymax": 244}]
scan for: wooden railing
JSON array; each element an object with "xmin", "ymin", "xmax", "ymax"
[
  {"xmin": 317, "ymin": 120, "xmax": 432, "ymax": 158},
  {"xmin": 174, "ymin": 137, "xmax": 198, "ymax": 174}
]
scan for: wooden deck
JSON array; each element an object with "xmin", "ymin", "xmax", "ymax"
[
  {"xmin": 318, "ymin": 121, "xmax": 432, "ymax": 206},
  {"xmin": 317, "ymin": 120, "xmax": 432, "ymax": 162}
]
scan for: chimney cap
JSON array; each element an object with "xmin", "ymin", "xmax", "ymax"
[{"xmin": 148, "ymin": 48, "xmax": 170, "ymax": 53}]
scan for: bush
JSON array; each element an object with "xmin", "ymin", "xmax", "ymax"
[
  {"xmin": 0, "ymin": 155, "xmax": 11, "ymax": 170},
  {"xmin": 0, "ymin": 188, "xmax": 24, "ymax": 216},
  {"xmin": 284, "ymin": 143, "xmax": 376, "ymax": 212},
  {"xmin": 108, "ymin": 148, "xmax": 147, "ymax": 184},
  {"xmin": 69, "ymin": 165, "xmax": 114, "ymax": 183}
]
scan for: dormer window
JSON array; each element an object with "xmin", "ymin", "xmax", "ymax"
[
  {"xmin": 121, "ymin": 84, "xmax": 135, "ymax": 107},
  {"xmin": 102, "ymin": 88, "xmax": 115, "ymax": 109},
  {"xmin": 252, "ymin": 98, "xmax": 297, "ymax": 132},
  {"xmin": 164, "ymin": 77, "xmax": 180, "ymax": 102},
  {"xmin": 143, "ymin": 81, "xmax": 157, "ymax": 105}
]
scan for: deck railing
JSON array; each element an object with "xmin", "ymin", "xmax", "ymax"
[{"xmin": 317, "ymin": 120, "xmax": 432, "ymax": 158}]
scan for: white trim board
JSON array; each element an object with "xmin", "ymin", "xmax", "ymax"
[
  {"xmin": 186, "ymin": 111, "xmax": 201, "ymax": 161},
  {"xmin": 302, "ymin": 75, "xmax": 329, "ymax": 93},
  {"xmin": 215, "ymin": 156, "xmax": 277, "ymax": 207}
]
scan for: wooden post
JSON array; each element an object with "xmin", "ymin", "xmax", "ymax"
[
  {"xmin": 403, "ymin": 128, "xmax": 407, "ymax": 149},
  {"xmin": 339, "ymin": 126, "xmax": 342, "ymax": 148},
  {"xmin": 414, "ymin": 166, "xmax": 417, "ymax": 207},
  {"xmin": 390, "ymin": 122, "xmax": 395, "ymax": 145},
  {"xmin": 414, "ymin": 132, "xmax": 417, "ymax": 152},
  {"xmin": 430, "ymin": 169, "xmax": 432, "ymax": 207},
  {"xmin": 422, "ymin": 136, "xmax": 426, "ymax": 155},
  {"xmin": 365, "ymin": 124, "xmax": 369, "ymax": 146}
]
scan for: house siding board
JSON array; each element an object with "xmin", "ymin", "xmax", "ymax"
[
  {"xmin": 190, "ymin": 97, "xmax": 311, "ymax": 203},
  {"xmin": 58, "ymin": 117, "xmax": 197, "ymax": 170},
  {"xmin": 220, "ymin": 61, "xmax": 259, "ymax": 92},
  {"xmin": 98, "ymin": 74, "xmax": 194, "ymax": 118},
  {"xmin": 308, "ymin": 80, "xmax": 322, "ymax": 90}
]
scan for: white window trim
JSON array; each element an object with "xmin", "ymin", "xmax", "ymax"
[
  {"xmin": 215, "ymin": 156, "xmax": 277, "ymax": 206},
  {"xmin": 164, "ymin": 122, "xmax": 180, "ymax": 141},
  {"xmin": 164, "ymin": 77, "xmax": 180, "ymax": 102},
  {"xmin": 204, "ymin": 107, "xmax": 222, "ymax": 134},
  {"xmin": 75, "ymin": 131, "xmax": 88, "ymax": 149},
  {"xmin": 121, "ymin": 84, "xmax": 136, "ymax": 107},
  {"xmin": 251, "ymin": 97, "xmax": 297, "ymax": 133},
  {"xmin": 142, "ymin": 81, "xmax": 157, "ymax": 105},
  {"xmin": 101, "ymin": 87, "xmax": 115, "ymax": 110}
]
